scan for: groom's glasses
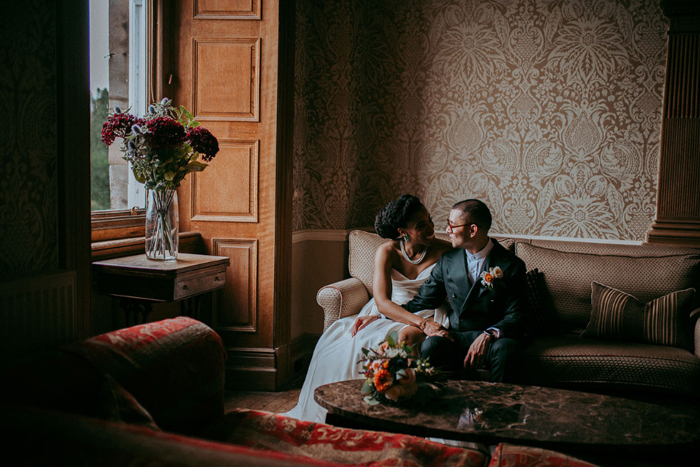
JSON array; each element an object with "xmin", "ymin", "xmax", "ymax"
[{"xmin": 446, "ymin": 219, "xmax": 479, "ymax": 230}]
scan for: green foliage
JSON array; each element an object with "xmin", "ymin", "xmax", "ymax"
[
  {"xmin": 361, "ymin": 380, "xmax": 372, "ymax": 394},
  {"xmin": 91, "ymin": 88, "xmax": 111, "ymax": 211},
  {"xmin": 386, "ymin": 330, "xmax": 398, "ymax": 347}
]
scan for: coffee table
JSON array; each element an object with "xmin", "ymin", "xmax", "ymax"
[{"xmin": 314, "ymin": 380, "xmax": 700, "ymax": 460}]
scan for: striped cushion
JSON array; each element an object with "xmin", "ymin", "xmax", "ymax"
[{"xmin": 583, "ymin": 282, "xmax": 696, "ymax": 350}]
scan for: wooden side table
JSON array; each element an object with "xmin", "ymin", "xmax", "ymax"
[{"xmin": 93, "ymin": 253, "xmax": 230, "ymax": 326}]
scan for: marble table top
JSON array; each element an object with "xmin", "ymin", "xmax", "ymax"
[{"xmin": 314, "ymin": 380, "xmax": 700, "ymax": 452}]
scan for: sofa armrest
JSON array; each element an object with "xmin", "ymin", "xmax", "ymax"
[
  {"xmin": 692, "ymin": 307, "xmax": 700, "ymax": 358},
  {"xmin": 64, "ymin": 317, "xmax": 227, "ymax": 434},
  {"xmin": 316, "ymin": 278, "xmax": 370, "ymax": 332}
]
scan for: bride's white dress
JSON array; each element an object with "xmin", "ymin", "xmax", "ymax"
[{"xmin": 283, "ymin": 264, "xmax": 449, "ymax": 423}]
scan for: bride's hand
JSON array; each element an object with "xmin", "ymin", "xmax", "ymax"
[
  {"xmin": 351, "ymin": 315, "xmax": 379, "ymax": 337},
  {"xmin": 423, "ymin": 320, "xmax": 453, "ymax": 341}
]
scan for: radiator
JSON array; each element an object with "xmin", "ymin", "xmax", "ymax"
[{"xmin": 0, "ymin": 271, "xmax": 77, "ymax": 357}]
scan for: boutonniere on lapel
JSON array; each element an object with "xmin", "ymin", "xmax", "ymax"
[{"xmin": 480, "ymin": 266, "xmax": 504, "ymax": 291}]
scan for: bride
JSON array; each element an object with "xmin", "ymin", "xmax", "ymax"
[{"xmin": 284, "ymin": 194, "xmax": 452, "ymax": 423}]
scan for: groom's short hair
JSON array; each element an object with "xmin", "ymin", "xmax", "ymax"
[{"xmin": 452, "ymin": 199, "xmax": 492, "ymax": 231}]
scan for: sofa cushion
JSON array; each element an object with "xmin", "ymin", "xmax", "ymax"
[
  {"xmin": 1, "ymin": 348, "xmax": 114, "ymax": 419},
  {"xmin": 583, "ymin": 283, "xmax": 696, "ymax": 350},
  {"xmin": 98, "ymin": 375, "xmax": 160, "ymax": 430},
  {"xmin": 515, "ymin": 243, "xmax": 700, "ymax": 332},
  {"xmin": 518, "ymin": 334, "xmax": 700, "ymax": 396},
  {"xmin": 525, "ymin": 268, "xmax": 560, "ymax": 337},
  {"xmin": 2, "ymin": 404, "xmax": 335, "ymax": 467},
  {"xmin": 201, "ymin": 409, "xmax": 487, "ymax": 467},
  {"xmin": 487, "ymin": 443, "xmax": 600, "ymax": 467},
  {"xmin": 64, "ymin": 317, "xmax": 226, "ymax": 435}
]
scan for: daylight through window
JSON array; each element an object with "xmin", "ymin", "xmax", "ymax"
[{"xmin": 90, "ymin": 0, "xmax": 149, "ymax": 212}]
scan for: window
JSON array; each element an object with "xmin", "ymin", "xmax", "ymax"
[
  {"xmin": 90, "ymin": 0, "xmax": 155, "ymax": 242},
  {"xmin": 89, "ymin": 0, "xmax": 149, "ymax": 214}
]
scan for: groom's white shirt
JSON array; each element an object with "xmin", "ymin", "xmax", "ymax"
[{"xmin": 464, "ymin": 237, "xmax": 494, "ymax": 284}]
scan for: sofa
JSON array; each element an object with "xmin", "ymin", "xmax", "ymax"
[
  {"xmin": 0, "ymin": 316, "xmax": 598, "ymax": 466},
  {"xmin": 317, "ymin": 230, "xmax": 700, "ymax": 399}
]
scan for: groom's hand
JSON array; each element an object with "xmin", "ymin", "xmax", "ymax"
[
  {"xmin": 464, "ymin": 333, "xmax": 491, "ymax": 370},
  {"xmin": 423, "ymin": 321, "xmax": 453, "ymax": 341}
]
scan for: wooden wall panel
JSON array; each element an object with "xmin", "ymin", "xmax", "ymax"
[
  {"xmin": 193, "ymin": 38, "xmax": 260, "ymax": 121},
  {"xmin": 195, "ymin": 0, "xmax": 261, "ymax": 20},
  {"xmin": 212, "ymin": 239, "xmax": 257, "ymax": 332},
  {"xmin": 192, "ymin": 140, "xmax": 259, "ymax": 221},
  {"xmin": 168, "ymin": 0, "xmax": 293, "ymax": 390}
]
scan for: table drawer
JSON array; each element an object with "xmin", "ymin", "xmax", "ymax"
[{"xmin": 174, "ymin": 269, "xmax": 226, "ymax": 300}]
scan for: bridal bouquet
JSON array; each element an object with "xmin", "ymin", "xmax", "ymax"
[{"xmin": 360, "ymin": 331, "xmax": 437, "ymax": 405}]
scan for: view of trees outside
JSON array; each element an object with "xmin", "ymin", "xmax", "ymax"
[{"xmin": 91, "ymin": 88, "xmax": 110, "ymax": 211}]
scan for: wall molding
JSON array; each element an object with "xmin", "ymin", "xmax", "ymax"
[
  {"xmin": 292, "ymin": 229, "xmax": 353, "ymax": 243},
  {"xmin": 494, "ymin": 233, "xmax": 643, "ymax": 246},
  {"xmin": 292, "ymin": 228, "xmax": 644, "ymax": 246}
]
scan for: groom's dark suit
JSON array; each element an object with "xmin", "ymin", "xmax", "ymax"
[{"xmin": 402, "ymin": 239, "xmax": 528, "ymax": 382}]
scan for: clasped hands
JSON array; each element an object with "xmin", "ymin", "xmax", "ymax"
[
  {"xmin": 351, "ymin": 315, "xmax": 452, "ymax": 340},
  {"xmin": 421, "ymin": 319, "xmax": 452, "ymax": 340}
]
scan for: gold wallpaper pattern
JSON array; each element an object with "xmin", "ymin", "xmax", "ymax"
[{"xmin": 293, "ymin": 0, "xmax": 668, "ymax": 241}]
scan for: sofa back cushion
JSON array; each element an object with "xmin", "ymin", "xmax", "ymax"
[
  {"xmin": 515, "ymin": 242, "xmax": 700, "ymax": 332},
  {"xmin": 348, "ymin": 230, "xmax": 389, "ymax": 297},
  {"xmin": 348, "ymin": 230, "xmax": 515, "ymax": 297}
]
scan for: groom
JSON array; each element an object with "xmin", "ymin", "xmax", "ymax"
[{"xmin": 402, "ymin": 199, "xmax": 528, "ymax": 382}]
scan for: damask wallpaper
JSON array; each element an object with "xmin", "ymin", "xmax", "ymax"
[
  {"xmin": 293, "ymin": 0, "xmax": 668, "ymax": 241},
  {"xmin": 0, "ymin": 3, "xmax": 59, "ymax": 279}
]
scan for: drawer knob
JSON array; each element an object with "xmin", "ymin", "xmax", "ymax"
[
  {"xmin": 214, "ymin": 276, "xmax": 220, "ymax": 282},
  {"xmin": 182, "ymin": 285, "xmax": 188, "ymax": 290}
]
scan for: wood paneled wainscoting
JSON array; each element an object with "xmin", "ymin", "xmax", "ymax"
[
  {"xmin": 161, "ymin": 0, "xmax": 295, "ymax": 390},
  {"xmin": 648, "ymin": 0, "xmax": 700, "ymax": 247}
]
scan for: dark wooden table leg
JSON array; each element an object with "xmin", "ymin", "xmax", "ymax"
[
  {"xmin": 181, "ymin": 294, "xmax": 203, "ymax": 320},
  {"xmin": 119, "ymin": 298, "xmax": 154, "ymax": 326}
]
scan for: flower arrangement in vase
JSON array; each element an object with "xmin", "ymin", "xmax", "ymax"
[
  {"xmin": 360, "ymin": 331, "xmax": 438, "ymax": 405},
  {"xmin": 101, "ymin": 98, "xmax": 219, "ymax": 260}
]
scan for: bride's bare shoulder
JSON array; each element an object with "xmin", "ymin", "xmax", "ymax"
[{"xmin": 375, "ymin": 239, "xmax": 398, "ymax": 257}]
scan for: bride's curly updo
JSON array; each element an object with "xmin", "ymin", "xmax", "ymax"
[{"xmin": 374, "ymin": 194, "xmax": 423, "ymax": 239}]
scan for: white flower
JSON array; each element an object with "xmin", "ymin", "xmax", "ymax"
[{"xmin": 480, "ymin": 266, "xmax": 504, "ymax": 290}]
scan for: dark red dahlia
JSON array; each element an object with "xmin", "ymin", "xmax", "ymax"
[
  {"xmin": 186, "ymin": 126, "xmax": 219, "ymax": 162},
  {"xmin": 101, "ymin": 124, "xmax": 116, "ymax": 146},
  {"xmin": 101, "ymin": 113, "xmax": 143, "ymax": 146},
  {"xmin": 145, "ymin": 116, "xmax": 186, "ymax": 149}
]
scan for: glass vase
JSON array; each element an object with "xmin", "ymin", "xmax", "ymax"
[{"xmin": 145, "ymin": 188, "xmax": 179, "ymax": 261}]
